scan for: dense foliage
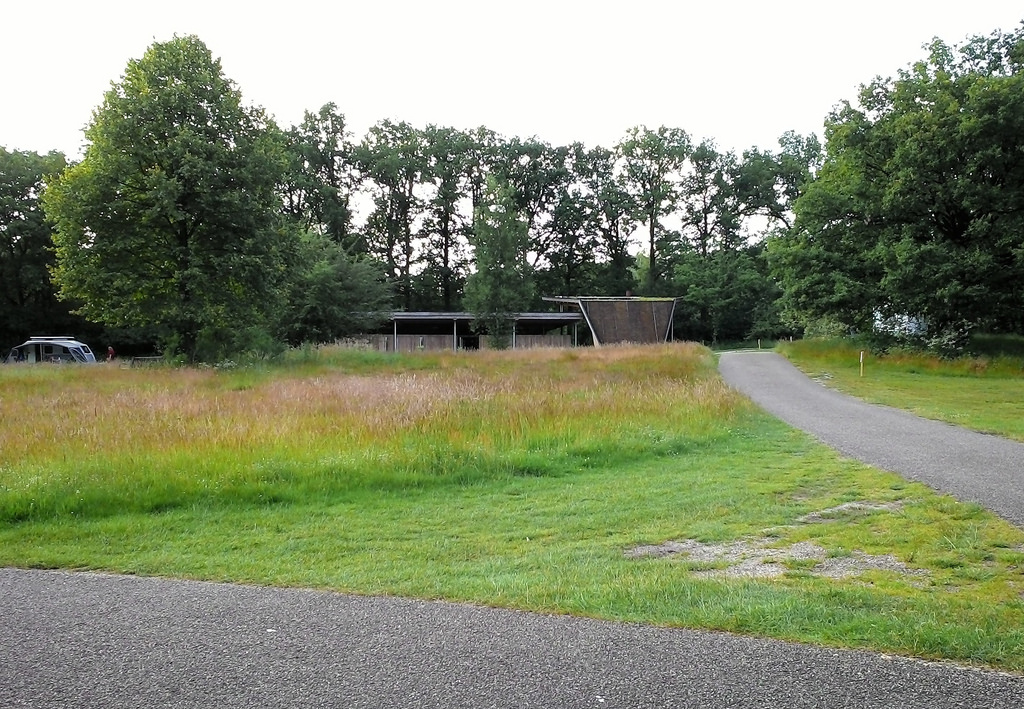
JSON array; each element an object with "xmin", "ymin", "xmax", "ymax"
[
  {"xmin": 770, "ymin": 25, "xmax": 1024, "ymax": 351},
  {"xmin": 43, "ymin": 36, "xmax": 292, "ymax": 360},
  {"xmin": 0, "ymin": 147, "xmax": 94, "ymax": 346},
  {"xmin": 464, "ymin": 176, "xmax": 535, "ymax": 348}
]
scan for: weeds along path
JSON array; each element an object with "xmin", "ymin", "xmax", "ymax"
[
  {"xmin": 3, "ymin": 568, "xmax": 1023, "ymax": 709},
  {"xmin": 719, "ymin": 351, "xmax": 1024, "ymax": 529}
]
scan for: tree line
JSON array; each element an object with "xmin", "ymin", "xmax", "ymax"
[{"xmin": 3, "ymin": 24, "xmax": 1022, "ymax": 360}]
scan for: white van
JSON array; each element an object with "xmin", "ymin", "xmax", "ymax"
[{"xmin": 4, "ymin": 336, "xmax": 97, "ymax": 363}]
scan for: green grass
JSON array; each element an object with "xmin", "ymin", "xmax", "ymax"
[
  {"xmin": 778, "ymin": 338, "xmax": 1024, "ymax": 442},
  {"xmin": 2, "ymin": 344, "xmax": 1023, "ymax": 671}
]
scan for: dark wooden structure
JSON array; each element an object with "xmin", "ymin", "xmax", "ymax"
[{"xmin": 543, "ymin": 297, "xmax": 677, "ymax": 345}]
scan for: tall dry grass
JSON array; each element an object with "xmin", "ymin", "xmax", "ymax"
[{"xmin": 0, "ymin": 344, "xmax": 747, "ymax": 521}]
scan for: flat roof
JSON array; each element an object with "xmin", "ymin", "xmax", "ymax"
[
  {"xmin": 391, "ymin": 311, "xmax": 582, "ymax": 322},
  {"xmin": 543, "ymin": 296, "xmax": 678, "ymax": 303}
]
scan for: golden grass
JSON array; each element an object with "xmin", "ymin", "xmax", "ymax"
[
  {"xmin": 2, "ymin": 344, "xmax": 730, "ymax": 457},
  {"xmin": 0, "ymin": 343, "xmax": 746, "ymax": 519}
]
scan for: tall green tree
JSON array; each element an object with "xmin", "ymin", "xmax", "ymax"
[
  {"xmin": 579, "ymin": 145, "xmax": 636, "ymax": 296},
  {"xmin": 771, "ymin": 26, "xmax": 1024, "ymax": 343},
  {"xmin": 536, "ymin": 142, "xmax": 602, "ymax": 297},
  {"xmin": 671, "ymin": 139, "xmax": 793, "ymax": 343},
  {"xmin": 767, "ymin": 112, "xmax": 884, "ymax": 335},
  {"xmin": 674, "ymin": 245, "xmax": 783, "ymax": 343},
  {"xmin": 616, "ymin": 125, "xmax": 691, "ymax": 292},
  {"xmin": 492, "ymin": 138, "xmax": 572, "ymax": 271},
  {"xmin": 282, "ymin": 103, "xmax": 359, "ymax": 253},
  {"xmin": 674, "ymin": 140, "xmax": 742, "ymax": 340},
  {"xmin": 418, "ymin": 125, "xmax": 474, "ymax": 310},
  {"xmin": 0, "ymin": 148, "xmax": 89, "ymax": 345},
  {"xmin": 735, "ymin": 132, "xmax": 822, "ymax": 231},
  {"xmin": 43, "ymin": 35, "xmax": 290, "ymax": 361},
  {"xmin": 463, "ymin": 127, "xmax": 500, "ymax": 217},
  {"xmin": 353, "ymin": 120, "xmax": 427, "ymax": 311},
  {"xmin": 679, "ymin": 140, "xmax": 743, "ymax": 258},
  {"xmin": 464, "ymin": 176, "xmax": 534, "ymax": 348}
]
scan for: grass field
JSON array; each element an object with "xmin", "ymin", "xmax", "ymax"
[
  {"xmin": 778, "ymin": 338, "xmax": 1024, "ymax": 442},
  {"xmin": 2, "ymin": 344, "xmax": 1023, "ymax": 670}
]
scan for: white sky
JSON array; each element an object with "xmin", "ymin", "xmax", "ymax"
[{"xmin": 3, "ymin": 1, "xmax": 1022, "ymax": 160}]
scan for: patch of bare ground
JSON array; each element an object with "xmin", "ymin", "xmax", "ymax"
[
  {"xmin": 796, "ymin": 500, "xmax": 905, "ymax": 523},
  {"xmin": 626, "ymin": 501, "xmax": 924, "ymax": 579},
  {"xmin": 625, "ymin": 537, "xmax": 926, "ymax": 580}
]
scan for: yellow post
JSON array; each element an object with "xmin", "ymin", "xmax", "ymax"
[{"xmin": 860, "ymin": 350, "xmax": 865, "ymax": 377}]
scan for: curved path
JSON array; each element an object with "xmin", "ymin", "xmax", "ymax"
[
  {"xmin": 719, "ymin": 351, "xmax": 1024, "ymax": 528},
  {"xmin": 2, "ymin": 568, "xmax": 1022, "ymax": 708}
]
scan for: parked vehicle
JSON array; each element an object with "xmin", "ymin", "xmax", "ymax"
[{"xmin": 4, "ymin": 336, "xmax": 97, "ymax": 363}]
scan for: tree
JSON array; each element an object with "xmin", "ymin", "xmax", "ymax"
[
  {"xmin": 616, "ymin": 125, "xmax": 691, "ymax": 292},
  {"xmin": 43, "ymin": 35, "xmax": 290, "ymax": 361},
  {"xmin": 279, "ymin": 232, "xmax": 392, "ymax": 346},
  {"xmin": 766, "ymin": 119, "xmax": 884, "ymax": 335},
  {"xmin": 493, "ymin": 138, "xmax": 572, "ymax": 271},
  {"xmin": 533, "ymin": 143, "xmax": 602, "ymax": 297},
  {"xmin": 679, "ymin": 140, "xmax": 742, "ymax": 258},
  {"xmin": 674, "ymin": 245, "xmax": 783, "ymax": 343},
  {"xmin": 674, "ymin": 140, "xmax": 742, "ymax": 340},
  {"xmin": 281, "ymin": 103, "xmax": 359, "ymax": 253},
  {"xmin": 353, "ymin": 120, "xmax": 427, "ymax": 311},
  {"xmin": 670, "ymin": 139, "xmax": 794, "ymax": 343},
  {"xmin": 418, "ymin": 125, "xmax": 475, "ymax": 311},
  {"xmin": 578, "ymin": 145, "xmax": 636, "ymax": 296},
  {"xmin": 735, "ymin": 132, "xmax": 822, "ymax": 231},
  {"xmin": 0, "ymin": 148, "xmax": 91, "ymax": 345},
  {"xmin": 771, "ymin": 26, "xmax": 1024, "ymax": 344},
  {"xmin": 463, "ymin": 127, "xmax": 500, "ymax": 216},
  {"xmin": 464, "ymin": 176, "xmax": 535, "ymax": 348}
]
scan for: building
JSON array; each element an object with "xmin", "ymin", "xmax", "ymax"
[
  {"xmin": 366, "ymin": 297, "xmax": 678, "ymax": 352},
  {"xmin": 369, "ymin": 311, "xmax": 583, "ymax": 352}
]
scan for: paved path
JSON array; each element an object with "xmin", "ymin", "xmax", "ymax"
[
  {"xmin": 719, "ymin": 350, "xmax": 1024, "ymax": 528},
  {"xmin": 2, "ymin": 568, "xmax": 1023, "ymax": 708}
]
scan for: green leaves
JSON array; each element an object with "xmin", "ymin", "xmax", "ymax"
[
  {"xmin": 279, "ymin": 231, "xmax": 392, "ymax": 346},
  {"xmin": 775, "ymin": 26, "xmax": 1024, "ymax": 342},
  {"xmin": 616, "ymin": 125, "xmax": 691, "ymax": 290},
  {"xmin": 0, "ymin": 147, "xmax": 82, "ymax": 342},
  {"xmin": 43, "ymin": 35, "xmax": 290, "ymax": 361},
  {"xmin": 464, "ymin": 176, "xmax": 535, "ymax": 348}
]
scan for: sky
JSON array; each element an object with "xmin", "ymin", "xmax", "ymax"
[{"xmin": 3, "ymin": 1, "xmax": 1022, "ymax": 160}]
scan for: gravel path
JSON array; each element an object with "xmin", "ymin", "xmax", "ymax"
[
  {"xmin": 2, "ymin": 568, "xmax": 1023, "ymax": 708},
  {"xmin": 719, "ymin": 350, "xmax": 1024, "ymax": 528}
]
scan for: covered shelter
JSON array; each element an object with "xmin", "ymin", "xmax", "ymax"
[
  {"xmin": 543, "ymin": 296, "xmax": 677, "ymax": 345},
  {"xmin": 374, "ymin": 311, "xmax": 584, "ymax": 352}
]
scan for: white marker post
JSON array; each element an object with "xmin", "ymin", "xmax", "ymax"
[{"xmin": 860, "ymin": 350, "xmax": 865, "ymax": 377}]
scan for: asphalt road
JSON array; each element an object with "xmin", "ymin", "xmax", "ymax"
[
  {"xmin": 718, "ymin": 350, "xmax": 1024, "ymax": 528},
  {"xmin": 2, "ymin": 568, "xmax": 1023, "ymax": 708},
  {"xmin": 3, "ymin": 351, "xmax": 1024, "ymax": 707}
]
